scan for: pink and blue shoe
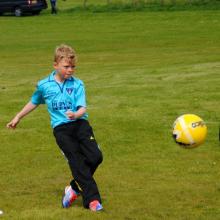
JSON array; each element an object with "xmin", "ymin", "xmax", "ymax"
[
  {"xmin": 62, "ymin": 186, "xmax": 79, "ymax": 208},
  {"xmin": 89, "ymin": 200, "xmax": 103, "ymax": 212}
]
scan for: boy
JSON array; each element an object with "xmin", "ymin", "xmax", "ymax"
[
  {"xmin": 6, "ymin": 44, "xmax": 103, "ymax": 211},
  {"xmin": 50, "ymin": 0, "xmax": 57, "ymax": 14}
]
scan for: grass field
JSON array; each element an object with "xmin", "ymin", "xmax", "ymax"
[{"xmin": 0, "ymin": 2, "xmax": 220, "ymax": 219}]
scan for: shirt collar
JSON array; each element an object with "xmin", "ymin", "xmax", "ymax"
[{"xmin": 49, "ymin": 70, "xmax": 74, "ymax": 82}]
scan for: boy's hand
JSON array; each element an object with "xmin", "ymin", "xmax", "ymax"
[
  {"xmin": 66, "ymin": 111, "xmax": 77, "ymax": 120},
  {"xmin": 7, "ymin": 116, "xmax": 20, "ymax": 129}
]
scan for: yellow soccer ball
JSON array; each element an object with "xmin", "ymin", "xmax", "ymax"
[{"xmin": 172, "ymin": 114, "xmax": 207, "ymax": 148}]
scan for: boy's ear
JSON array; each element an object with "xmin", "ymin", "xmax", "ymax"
[{"xmin": 53, "ymin": 62, "xmax": 58, "ymax": 69}]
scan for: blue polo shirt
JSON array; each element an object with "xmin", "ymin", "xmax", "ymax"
[{"xmin": 31, "ymin": 71, "xmax": 88, "ymax": 128}]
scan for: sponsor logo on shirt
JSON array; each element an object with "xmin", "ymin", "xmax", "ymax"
[{"xmin": 52, "ymin": 101, "xmax": 73, "ymax": 111}]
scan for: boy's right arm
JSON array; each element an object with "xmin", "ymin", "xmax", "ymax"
[{"xmin": 6, "ymin": 102, "xmax": 38, "ymax": 129}]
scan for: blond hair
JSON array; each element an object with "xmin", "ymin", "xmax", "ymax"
[{"xmin": 54, "ymin": 44, "xmax": 77, "ymax": 63}]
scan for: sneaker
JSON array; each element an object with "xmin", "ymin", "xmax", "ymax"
[
  {"xmin": 62, "ymin": 186, "xmax": 79, "ymax": 208},
  {"xmin": 89, "ymin": 200, "xmax": 103, "ymax": 212}
]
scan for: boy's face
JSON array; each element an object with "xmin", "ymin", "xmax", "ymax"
[{"xmin": 54, "ymin": 59, "xmax": 76, "ymax": 80}]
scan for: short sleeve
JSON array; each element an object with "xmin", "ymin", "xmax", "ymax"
[
  {"xmin": 31, "ymin": 85, "xmax": 45, "ymax": 105},
  {"xmin": 75, "ymin": 82, "xmax": 86, "ymax": 108}
]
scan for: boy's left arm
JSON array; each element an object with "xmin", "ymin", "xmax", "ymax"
[{"xmin": 66, "ymin": 81, "xmax": 87, "ymax": 120}]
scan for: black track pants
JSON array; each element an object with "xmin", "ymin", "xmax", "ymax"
[{"xmin": 53, "ymin": 119, "xmax": 103, "ymax": 208}]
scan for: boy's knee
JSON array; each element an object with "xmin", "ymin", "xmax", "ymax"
[
  {"xmin": 89, "ymin": 150, "xmax": 103, "ymax": 167},
  {"xmin": 96, "ymin": 150, "xmax": 103, "ymax": 165}
]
